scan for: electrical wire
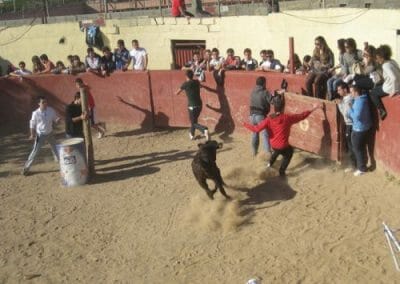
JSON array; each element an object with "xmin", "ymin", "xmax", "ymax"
[
  {"xmin": 280, "ymin": 9, "xmax": 369, "ymax": 25},
  {"xmin": 0, "ymin": 17, "xmax": 37, "ymax": 46}
]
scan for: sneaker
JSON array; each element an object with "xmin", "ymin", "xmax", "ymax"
[
  {"xmin": 204, "ymin": 129, "xmax": 210, "ymax": 141},
  {"xmin": 353, "ymin": 170, "xmax": 366, "ymax": 176},
  {"xmin": 266, "ymin": 162, "xmax": 271, "ymax": 168},
  {"xmin": 21, "ymin": 168, "xmax": 29, "ymax": 176},
  {"xmin": 97, "ymin": 131, "xmax": 105, "ymax": 139},
  {"xmin": 189, "ymin": 133, "xmax": 194, "ymax": 140},
  {"xmin": 344, "ymin": 167, "xmax": 353, "ymax": 173}
]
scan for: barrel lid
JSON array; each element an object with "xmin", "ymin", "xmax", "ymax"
[{"xmin": 59, "ymin": 138, "xmax": 84, "ymax": 146}]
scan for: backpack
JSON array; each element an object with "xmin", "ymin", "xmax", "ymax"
[{"xmin": 86, "ymin": 26, "xmax": 104, "ymax": 49}]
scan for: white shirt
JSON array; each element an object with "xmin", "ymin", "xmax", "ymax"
[
  {"xmin": 30, "ymin": 107, "xmax": 59, "ymax": 135},
  {"xmin": 209, "ymin": 56, "xmax": 224, "ymax": 68},
  {"xmin": 382, "ymin": 60, "xmax": 400, "ymax": 95},
  {"xmin": 14, "ymin": 69, "xmax": 32, "ymax": 75},
  {"xmin": 337, "ymin": 95, "xmax": 353, "ymax": 125},
  {"xmin": 130, "ymin": 47, "xmax": 147, "ymax": 70},
  {"xmin": 85, "ymin": 55, "xmax": 101, "ymax": 69}
]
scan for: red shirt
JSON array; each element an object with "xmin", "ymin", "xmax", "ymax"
[
  {"xmin": 171, "ymin": 0, "xmax": 185, "ymax": 16},
  {"xmin": 244, "ymin": 111, "xmax": 311, "ymax": 149},
  {"xmin": 83, "ymin": 86, "xmax": 95, "ymax": 109}
]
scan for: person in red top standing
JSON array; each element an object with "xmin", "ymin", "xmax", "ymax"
[
  {"xmin": 244, "ymin": 95, "xmax": 321, "ymax": 176},
  {"xmin": 75, "ymin": 78, "xmax": 106, "ymax": 139},
  {"xmin": 171, "ymin": 0, "xmax": 194, "ymax": 18}
]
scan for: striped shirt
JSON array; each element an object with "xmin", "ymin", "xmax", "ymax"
[{"xmin": 29, "ymin": 107, "xmax": 59, "ymax": 135}]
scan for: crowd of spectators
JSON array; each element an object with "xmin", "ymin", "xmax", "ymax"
[
  {"xmin": 5, "ymin": 39, "xmax": 148, "ymax": 78},
  {"xmin": 3, "ymin": 35, "xmax": 399, "ymax": 122}
]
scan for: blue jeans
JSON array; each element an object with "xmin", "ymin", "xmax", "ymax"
[
  {"xmin": 250, "ymin": 114, "xmax": 270, "ymax": 155},
  {"xmin": 327, "ymin": 76, "xmax": 342, "ymax": 100},
  {"xmin": 351, "ymin": 129, "xmax": 369, "ymax": 172}
]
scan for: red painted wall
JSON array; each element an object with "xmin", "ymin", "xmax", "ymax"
[{"xmin": 0, "ymin": 71, "xmax": 398, "ymax": 175}]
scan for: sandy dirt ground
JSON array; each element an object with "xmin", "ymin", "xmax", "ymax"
[{"xmin": 0, "ymin": 125, "xmax": 400, "ymax": 284}]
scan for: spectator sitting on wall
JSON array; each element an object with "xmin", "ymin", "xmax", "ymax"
[
  {"xmin": 52, "ymin": 61, "xmax": 68, "ymax": 75},
  {"xmin": 114, "ymin": 39, "xmax": 130, "ymax": 71},
  {"xmin": 296, "ymin": 55, "xmax": 312, "ymax": 75},
  {"xmin": 9, "ymin": 61, "xmax": 32, "ymax": 77},
  {"xmin": 306, "ymin": 35, "xmax": 334, "ymax": 99},
  {"xmin": 370, "ymin": 44, "xmax": 400, "ymax": 120},
  {"xmin": 85, "ymin": 47, "xmax": 101, "ymax": 73},
  {"xmin": 171, "ymin": 0, "xmax": 194, "ymax": 19},
  {"xmin": 209, "ymin": 48, "xmax": 225, "ymax": 85},
  {"xmin": 130, "ymin": 39, "xmax": 148, "ymax": 71},
  {"xmin": 100, "ymin": 46, "xmax": 116, "ymax": 76},
  {"xmin": 209, "ymin": 48, "xmax": 224, "ymax": 71},
  {"xmin": 38, "ymin": 54, "xmax": 55, "ymax": 74},
  {"xmin": 182, "ymin": 51, "xmax": 204, "ymax": 81},
  {"xmin": 326, "ymin": 38, "xmax": 346, "ymax": 100},
  {"xmin": 284, "ymin": 53, "xmax": 302, "ymax": 73},
  {"xmin": 200, "ymin": 49, "xmax": 211, "ymax": 71},
  {"xmin": 70, "ymin": 55, "xmax": 86, "ymax": 75},
  {"xmin": 258, "ymin": 49, "xmax": 282, "ymax": 72},
  {"xmin": 32, "ymin": 55, "xmax": 44, "ymax": 74},
  {"xmin": 223, "ymin": 48, "xmax": 240, "ymax": 70},
  {"xmin": 241, "ymin": 48, "xmax": 258, "ymax": 71}
]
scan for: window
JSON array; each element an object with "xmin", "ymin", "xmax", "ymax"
[{"xmin": 171, "ymin": 40, "xmax": 206, "ymax": 69}]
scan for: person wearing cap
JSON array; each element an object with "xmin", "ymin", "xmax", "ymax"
[
  {"xmin": 244, "ymin": 95, "xmax": 321, "ymax": 177},
  {"xmin": 348, "ymin": 81, "xmax": 372, "ymax": 176}
]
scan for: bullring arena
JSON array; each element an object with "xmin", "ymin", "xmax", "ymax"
[
  {"xmin": 1, "ymin": 70, "xmax": 400, "ymax": 283},
  {"xmin": 1, "ymin": 4, "xmax": 400, "ymax": 283}
]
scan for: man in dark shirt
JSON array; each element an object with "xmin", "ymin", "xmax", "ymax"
[
  {"xmin": 65, "ymin": 92, "xmax": 87, "ymax": 138},
  {"xmin": 175, "ymin": 70, "xmax": 209, "ymax": 141},
  {"xmin": 100, "ymin": 46, "xmax": 116, "ymax": 76},
  {"xmin": 249, "ymin": 76, "xmax": 272, "ymax": 156}
]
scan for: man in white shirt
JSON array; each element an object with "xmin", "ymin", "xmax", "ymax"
[
  {"xmin": 22, "ymin": 97, "xmax": 60, "ymax": 176},
  {"xmin": 9, "ymin": 61, "xmax": 32, "ymax": 77},
  {"xmin": 129, "ymin": 39, "xmax": 148, "ymax": 71}
]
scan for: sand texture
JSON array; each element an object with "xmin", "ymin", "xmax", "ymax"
[{"xmin": 0, "ymin": 126, "xmax": 399, "ymax": 283}]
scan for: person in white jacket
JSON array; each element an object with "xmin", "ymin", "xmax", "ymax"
[
  {"xmin": 22, "ymin": 96, "xmax": 60, "ymax": 176},
  {"xmin": 370, "ymin": 44, "xmax": 400, "ymax": 120}
]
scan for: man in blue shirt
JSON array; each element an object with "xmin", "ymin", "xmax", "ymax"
[
  {"xmin": 114, "ymin": 39, "xmax": 130, "ymax": 71},
  {"xmin": 348, "ymin": 81, "xmax": 372, "ymax": 176}
]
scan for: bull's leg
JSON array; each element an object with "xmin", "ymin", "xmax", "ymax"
[
  {"xmin": 215, "ymin": 168, "xmax": 230, "ymax": 199},
  {"xmin": 197, "ymin": 178, "xmax": 215, "ymax": 200}
]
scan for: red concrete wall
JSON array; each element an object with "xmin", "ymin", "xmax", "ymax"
[
  {"xmin": 375, "ymin": 96, "xmax": 400, "ymax": 174},
  {"xmin": 0, "ymin": 72, "xmax": 153, "ymax": 130},
  {"xmin": 1, "ymin": 71, "xmax": 399, "ymax": 175}
]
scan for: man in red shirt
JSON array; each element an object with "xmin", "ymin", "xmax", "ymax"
[
  {"xmin": 75, "ymin": 78, "xmax": 106, "ymax": 139},
  {"xmin": 244, "ymin": 95, "xmax": 321, "ymax": 176},
  {"xmin": 171, "ymin": 0, "xmax": 194, "ymax": 18}
]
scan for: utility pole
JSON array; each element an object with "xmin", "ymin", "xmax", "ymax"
[
  {"xmin": 79, "ymin": 87, "xmax": 95, "ymax": 178},
  {"xmin": 42, "ymin": 0, "xmax": 48, "ymax": 23}
]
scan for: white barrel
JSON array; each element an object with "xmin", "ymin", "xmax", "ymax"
[{"xmin": 57, "ymin": 138, "xmax": 88, "ymax": 187}]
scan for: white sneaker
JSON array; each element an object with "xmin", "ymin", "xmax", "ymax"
[
  {"xmin": 266, "ymin": 162, "xmax": 271, "ymax": 168},
  {"xmin": 97, "ymin": 131, "xmax": 105, "ymax": 139},
  {"xmin": 189, "ymin": 133, "xmax": 194, "ymax": 140},
  {"xmin": 344, "ymin": 167, "xmax": 353, "ymax": 173},
  {"xmin": 353, "ymin": 170, "xmax": 366, "ymax": 177},
  {"xmin": 204, "ymin": 129, "xmax": 210, "ymax": 141}
]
